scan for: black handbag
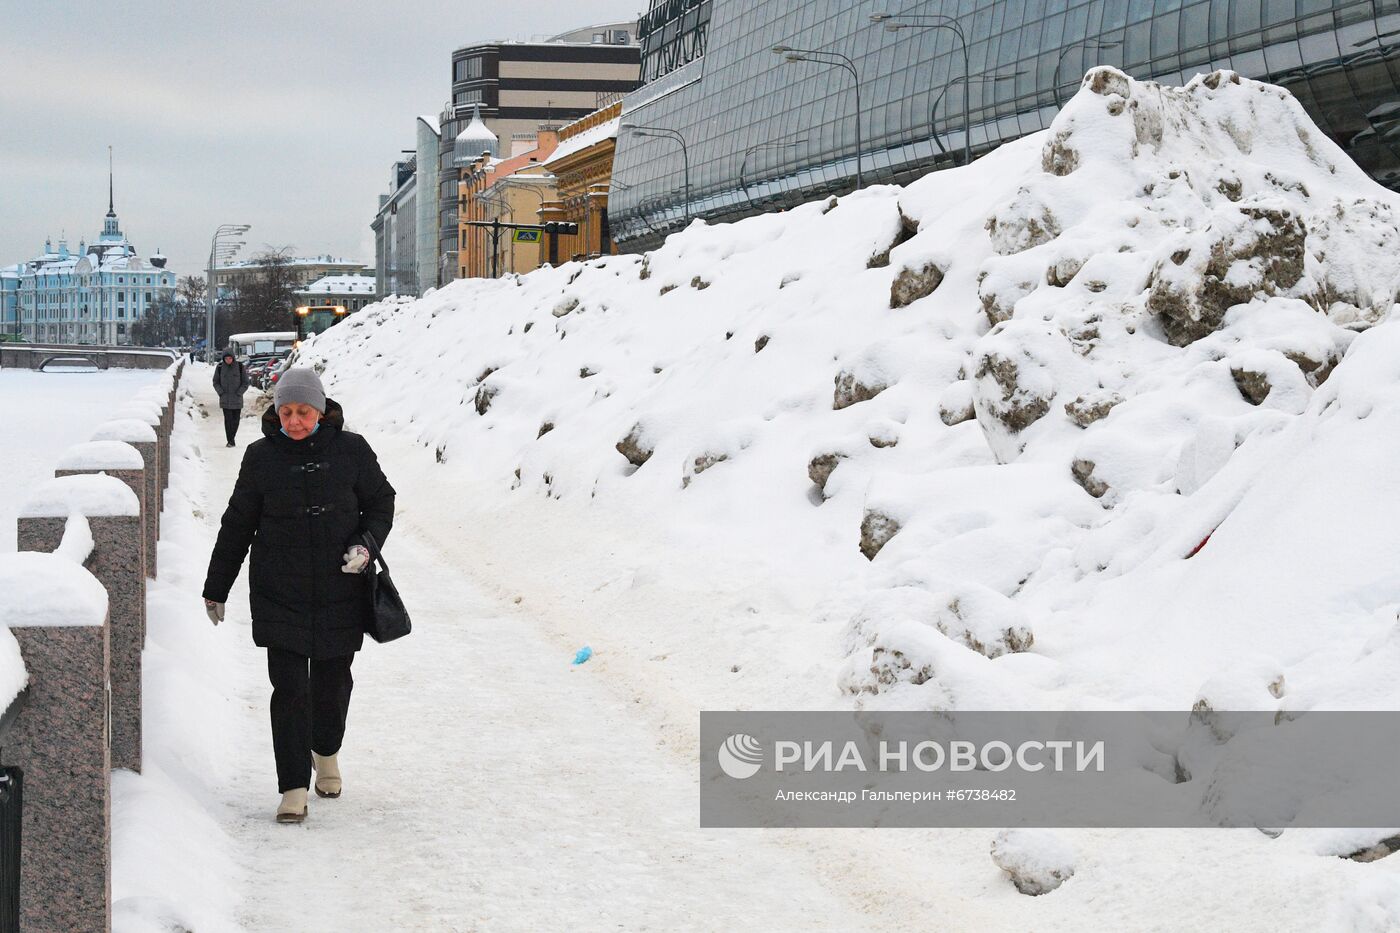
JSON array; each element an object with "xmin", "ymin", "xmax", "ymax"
[{"xmin": 360, "ymin": 531, "xmax": 411, "ymax": 643}]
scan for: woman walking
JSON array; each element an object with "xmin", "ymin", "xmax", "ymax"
[
  {"xmin": 202, "ymin": 368, "xmax": 395, "ymax": 823},
  {"xmin": 212, "ymin": 348, "xmax": 251, "ymax": 447}
]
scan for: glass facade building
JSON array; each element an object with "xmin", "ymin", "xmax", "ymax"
[
  {"xmin": 371, "ymin": 156, "xmax": 418, "ymax": 299},
  {"xmin": 610, "ymin": 0, "xmax": 1400, "ymax": 250}
]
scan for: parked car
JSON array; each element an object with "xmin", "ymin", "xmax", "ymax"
[
  {"xmin": 255, "ymin": 351, "xmax": 297, "ymax": 390},
  {"xmin": 243, "ymin": 353, "xmax": 282, "ymax": 389},
  {"xmin": 264, "ymin": 351, "xmax": 297, "ymax": 388}
]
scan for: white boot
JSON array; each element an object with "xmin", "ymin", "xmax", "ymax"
[
  {"xmin": 276, "ymin": 787, "xmax": 308, "ymax": 824},
  {"xmin": 313, "ymin": 753, "xmax": 342, "ymax": 799}
]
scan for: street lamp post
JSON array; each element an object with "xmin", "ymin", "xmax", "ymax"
[
  {"xmin": 1052, "ymin": 39, "xmax": 1122, "ymax": 110},
  {"xmin": 740, "ymin": 138, "xmax": 807, "ymax": 210},
  {"xmin": 620, "ymin": 122, "xmax": 692, "ymax": 222},
  {"xmin": 771, "ymin": 46, "xmax": 864, "ymax": 189},
  {"xmin": 205, "ymin": 224, "xmax": 249, "ymax": 360},
  {"xmin": 871, "ymin": 14, "xmax": 971, "ymax": 164},
  {"xmin": 479, "ymin": 191, "xmax": 513, "ymax": 277},
  {"xmin": 501, "ymin": 181, "xmax": 552, "ymax": 258},
  {"xmin": 930, "ymin": 72, "xmax": 1022, "ymax": 158}
]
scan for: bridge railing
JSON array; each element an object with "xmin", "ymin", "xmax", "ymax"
[{"xmin": 0, "ymin": 345, "xmax": 179, "ymax": 371}]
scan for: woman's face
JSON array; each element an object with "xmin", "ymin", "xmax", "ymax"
[{"xmin": 278, "ymin": 403, "xmax": 322, "ymax": 440}]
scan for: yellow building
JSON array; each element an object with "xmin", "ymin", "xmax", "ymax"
[
  {"xmin": 458, "ymin": 130, "xmax": 560, "ymax": 279},
  {"xmin": 540, "ymin": 102, "xmax": 624, "ymax": 262}
]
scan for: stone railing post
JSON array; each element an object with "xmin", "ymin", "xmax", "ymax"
[
  {"xmin": 0, "ymin": 549, "xmax": 113, "ymax": 933},
  {"xmin": 126, "ymin": 390, "xmax": 171, "ymax": 517},
  {"xmin": 54, "ymin": 441, "xmax": 150, "ymax": 581},
  {"xmin": 86, "ymin": 422, "xmax": 158, "ymax": 580},
  {"xmin": 17, "ymin": 476, "xmax": 143, "ymax": 774}
]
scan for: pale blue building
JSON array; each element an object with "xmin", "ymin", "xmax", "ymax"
[
  {"xmin": 14, "ymin": 178, "xmax": 175, "ymax": 345},
  {"xmin": 0, "ymin": 267, "xmax": 18, "ymax": 337}
]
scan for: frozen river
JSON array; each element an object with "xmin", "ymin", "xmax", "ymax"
[{"xmin": 0, "ymin": 367, "xmax": 167, "ymax": 551}]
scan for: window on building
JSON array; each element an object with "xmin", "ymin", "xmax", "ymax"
[{"xmin": 454, "ymin": 57, "xmax": 484, "ymax": 82}]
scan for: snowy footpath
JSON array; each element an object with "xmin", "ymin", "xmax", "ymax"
[
  {"xmin": 132, "ymin": 373, "xmax": 1389, "ymax": 933},
  {"xmin": 183, "ymin": 378, "xmax": 914, "ymax": 932}
]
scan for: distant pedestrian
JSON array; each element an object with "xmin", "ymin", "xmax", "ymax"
[
  {"xmin": 212, "ymin": 348, "xmax": 250, "ymax": 447},
  {"xmin": 201, "ymin": 368, "xmax": 396, "ymax": 824}
]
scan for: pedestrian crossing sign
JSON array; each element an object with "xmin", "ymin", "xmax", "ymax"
[{"xmin": 513, "ymin": 229, "xmax": 543, "ymax": 243}]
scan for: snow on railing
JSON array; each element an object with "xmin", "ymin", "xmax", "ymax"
[{"xmin": 0, "ymin": 354, "xmax": 186, "ymax": 929}]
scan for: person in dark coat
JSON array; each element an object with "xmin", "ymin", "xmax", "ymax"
[
  {"xmin": 212, "ymin": 348, "xmax": 251, "ymax": 447},
  {"xmin": 201, "ymin": 367, "xmax": 396, "ymax": 823}
]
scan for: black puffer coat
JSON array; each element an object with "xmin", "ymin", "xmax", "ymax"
[
  {"xmin": 212, "ymin": 352, "xmax": 250, "ymax": 410},
  {"xmin": 202, "ymin": 398, "xmax": 396, "ymax": 658}
]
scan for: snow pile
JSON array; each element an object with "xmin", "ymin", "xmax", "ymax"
[
  {"xmin": 990, "ymin": 829, "xmax": 1076, "ymax": 895},
  {"xmin": 91, "ymin": 418, "xmax": 159, "ymax": 444},
  {"xmin": 261, "ymin": 70, "xmax": 1400, "ymax": 921},
  {"xmin": 0, "ymin": 551, "xmax": 106, "ymax": 630},
  {"xmin": 20, "ymin": 473, "xmax": 141, "ymax": 518},
  {"xmin": 54, "ymin": 440, "xmax": 146, "ymax": 471},
  {"xmin": 298, "ymin": 68, "xmax": 1400, "ymax": 723},
  {"xmin": 52, "ymin": 513, "xmax": 95, "ymax": 566}
]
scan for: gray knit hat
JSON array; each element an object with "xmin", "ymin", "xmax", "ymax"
[{"xmin": 273, "ymin": 367, "xmax": 326, "ymax": 413}]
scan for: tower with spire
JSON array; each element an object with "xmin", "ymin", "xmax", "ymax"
[
  {"xmin": 11, "ymin": 145, "xmax": 176, "ymax": 346},
  {"xmin": 101, "ymin": 145, "xmax": 122, "ymax": 241}
]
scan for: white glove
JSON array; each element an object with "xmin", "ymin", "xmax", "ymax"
[
  {"xmin": 204, "ymin": 599, "xmax": 225, "ymax": 625},
  {"xmin": 341, "ymin": 545, "xmax": 371, "ymax": 574}
]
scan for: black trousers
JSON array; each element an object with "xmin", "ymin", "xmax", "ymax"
[
  {"xmin": 223, "ymin": 407, "xmax": 240, "ymax": 444},
  {"xmin": 267, "ymin": 648, "xmax": 355, "ymax": 793}
]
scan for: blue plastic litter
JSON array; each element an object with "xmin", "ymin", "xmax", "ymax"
[{"xmin": 572, "ymin": 645, "xmax": 593, "ymax": 665}]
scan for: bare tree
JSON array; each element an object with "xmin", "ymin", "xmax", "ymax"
[
  {"xmin": 130, "ymin": 294, "xmax": 181, "ymax": 346},
  {"xmin": 176, "ymin": 274, "xmax": 206, "ymax": 343},
  {"xmin": 231, "ymin": 247, "xmax": 298, "ymax": 335}
]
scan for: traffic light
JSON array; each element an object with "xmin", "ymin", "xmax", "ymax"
[{"xmin": 543, "ymin": 221, "xmax": 579, "ymax": 235}]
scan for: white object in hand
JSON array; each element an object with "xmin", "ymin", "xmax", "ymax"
[
  {"xmin": 204, "ymin": 599, "xmax": 225, "ymax": 625},
  {"xmin": 341, "ymin": 545, "xmax": 371, "ymax": 574}
]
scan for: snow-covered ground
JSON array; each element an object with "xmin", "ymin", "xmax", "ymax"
[
  {"xmin": 145, "ymin": 372, "xmax": 947, "ymax": 931},
  {"xmin": 22, "ymin": 68, "xmax": 1400, "ymax": 929},
  {"xmin": 0, "ymin": 369, "xmax": 165, "ymax": 551},
  {"xmin": 242, "ymin": 69, "xmax": 1400, "ymax": 926},
  {"xmin": 114, "ymin": 384, "xmax": 244, "ymax": 932},
  {"xmin": 148, "ymin": 364, "xmax": 1400, "ymax": 933}
]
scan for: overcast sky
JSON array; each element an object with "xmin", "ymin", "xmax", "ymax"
[{"xmin": 0, "ymin": 0, "xmax": 641, "ymax": 278}]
